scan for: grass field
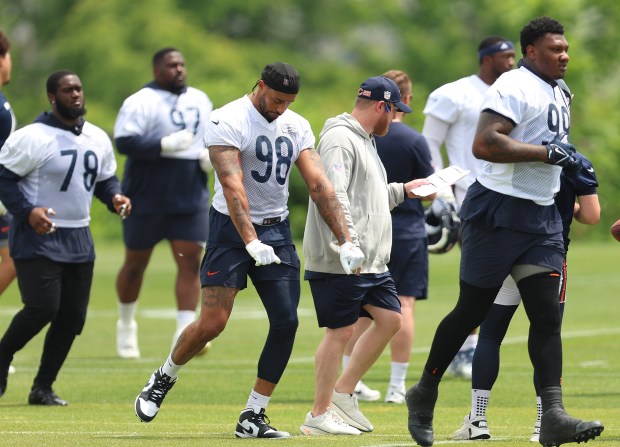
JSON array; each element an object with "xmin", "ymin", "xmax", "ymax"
[{"xmin": 0, "ymin": 240, "xmax": 618, "ymax": 447}]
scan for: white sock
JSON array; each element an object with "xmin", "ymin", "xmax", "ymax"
[
  {"xmin": 389, "ymin": 361, "xmax": 409, "ymax": 388},
  {"xmin": 118, "ymin": 302, "xmax": 137, "ymax": 325},
  {"xmin": 245, "ymin": 389, "xmax": 270, "ymax": 412},
  {"xmin": 161, "ymin": 354, "xmax": 182, "ymax": 378},
  {"xmin": 176, "ymin": 310, "xmax": 195, "ymax": 332},
  {"xmin": 536, "ymin": 395, "xmax": 542, "ymax": 422},
  {"xmin": 471, "ymin": 388, "xmax": 491, "ymax": 418},
  {"xmin": 460, "ymin": 333, "xmax": 479, "ymax": 352}
]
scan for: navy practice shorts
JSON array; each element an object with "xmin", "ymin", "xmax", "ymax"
[
  {"xmin": 0, "ymin": 214, "xmax": 11, "ymax": 247},
  {"xmin": 200, "ymin": 243, "xmax": 300, "ymax": 289},
  {"xmin": 388, "ymin": 237, "xmax": 428, "ymax": 299},
  {"xmin": 460, "ymin": 219, "xmax": 564, "ymax": 288},
  {"xmin": 122, "ymin": 211, "xmax": 209, "ymax": 250},
  {"xmin": 307, "ymin": 272, "xmax": 401, "ymax": 329}
]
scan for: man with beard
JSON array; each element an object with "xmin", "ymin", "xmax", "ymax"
[
  {"xmin": 134, "ymin": 62, "xmax": 364, "ymax": 438},
  {"xmin": 300, "ymin": 76, "xmax": 431, "ymax": 436},
  {"xmin": 113, "ymin": 48, "xmax": 213, "ymax": 359},
  {"xmin": 0, "ymin": 70, "xmax": 131, "ymax": 405}
]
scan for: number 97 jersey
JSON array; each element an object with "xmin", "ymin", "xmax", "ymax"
[{"xmin": 206, "ymin": 95, "xmax": 315, "ymax": 224}]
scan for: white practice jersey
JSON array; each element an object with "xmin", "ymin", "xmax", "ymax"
[
  {"xmin": 0, "ymin": 120, "xmax": 117, "ymax": 227},
  {"xmin": 477, "ymin": 66, "xmax": 570, "ymax": 206},
  {"xmin": 114, "ymin": 84, "xmax": 213, "ymax": 160},
  {"xmin": 206, "ymin": 95, "xmax": 315, "ymax": 224},
  {"xmin": 423, "ymin": 74, "xmax": 490, "ymax": 199}
]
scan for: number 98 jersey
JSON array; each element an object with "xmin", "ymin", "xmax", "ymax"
[
  {"xmin": 206, "ymin": 95, "xmax": 315, "ymax": 224},
  {"xmin": 0, "ymin": 117, "xmax": 117, "ymax": 228}
]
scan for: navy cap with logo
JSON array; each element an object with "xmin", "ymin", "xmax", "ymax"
[
  {"xmin": 357, "ymin": 76, "xmax": 412, "ymax": 113},
  {"xmin": 261, "ymin": 62, "xmax": 300, "ymax": 94}
]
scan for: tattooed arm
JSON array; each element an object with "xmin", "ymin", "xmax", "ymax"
[
  {"xmin": 209, "ymin": 145, "xmax": 258, "ymax": 244},
  {"xmin": 473, "ymin": 111, "xmax": 549, "ymax": 163},
  {"xmin": 295, "ymin": 148, "xmax": 351, "ymax": 246}
]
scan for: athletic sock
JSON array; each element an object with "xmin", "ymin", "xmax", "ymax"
[
  {"xmin": 471, "ymin": 389, "xmax": 490, "ymax": 418},
  {"xmin": 245, "ymin": 389, "xmax": 270, "ymax": 412},
  {"xmin": 389, "ymin": 361, "xmax": 408, "ymax": 388},
  {"xmin": 176, "ymin": 310, "xmax": 195, "ymax": 332},
  {"xmin": 161, "ymin": 354, "xmax": 182, "ymax": 378},
  {"xmin": 118, "ymin": 302, "xmax": 137, "ymax": 325}
]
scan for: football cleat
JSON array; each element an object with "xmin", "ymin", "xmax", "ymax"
[
  {"xmin": 385, "ymin": 384, "xmax": 406, "ymax": 404},
  {"xmin": 117, "ymin": 320, "xmax": 140, "ymax": 359},
  {"xmin": 135, "ymin": 368, "xmax": 176, "ymax": 422},
  {"xmin": 405, "ymin": 382, "xmax": 437, "ymax": 447},
  {"xmin": 235, "ymin": 406, "xmax": 290, "ymax": 438},
  {"xmin": 300, "ymin": 408, "xmax": 361, "ymax": 435},
  {"xmin": 452, "ymin": 414, "xmax": 491, "ymax": 440},
  {"xmin": 354, "ymin": 381, "xmax": 381, "ymax": 402},
  {"xmin": 28, "ymin": 387, "xmax": 68, "ymax": 406},
  {"xmin": 530, "ymin": 421, "xmax": 541, "ymax": 443},
  {"xmin": 539, "ymin": 408, "xmax": 604, "ymax": 447}
]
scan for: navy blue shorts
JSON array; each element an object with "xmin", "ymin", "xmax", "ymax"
[
  {"xmin": 200, "ymin": 244, "xmax": 300, "ymax": 289},
  {"xmin": 306, "ymin": 272, "xmax": 401, "ymax": 329},
  {"xmin": 388, "ymin": 237, "xmax": 428, "ymax": 299},
  {"xmin": 122, "ymin": 211, "xmax": 209, "ymax": 250},
  {"xmin": 460, "ymin": 219, "xmax": 564, "ymax": 288},
  {"xmin": 0, "ymin": 214, "xmax": 10, "ymax": 247}
]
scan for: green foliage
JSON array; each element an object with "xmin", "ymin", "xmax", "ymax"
[{"xmin": 1, "ymin": 0, "xmax": 619, "ymax": 241}]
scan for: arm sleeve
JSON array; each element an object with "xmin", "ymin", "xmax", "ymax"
[
  {"xmin": 422, "ymin": 114, "xmax": 450, "ymax": 172},
  {"xmin": 94, "ymin": 175, "xmax": 123, "ymax": 213},
  {"xmin": 0, "ymin": 166, "xmax": 33, "ymax": 223},
  {"xmin": 115, "ymin": 135, "xmax": 162, "ymax": 161}
]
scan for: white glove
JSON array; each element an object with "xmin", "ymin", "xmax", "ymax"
[
  {"xmin": 245, "ymin": 239, "xmax": 281, "ymax": 266},
  {"xmin": 0, "ymin": 200, "xmax": 7, "ymax": 216},
  {"xmin": 161, "ymin": 129, "xmax": 194, "ymax": 153},
  {"xmin": 199, "ymin": 148, "xmax": 212, "ymax": 172},
  {"xmin": 339, "ymin": 241, "xmax": 365, "ymax": 275}
]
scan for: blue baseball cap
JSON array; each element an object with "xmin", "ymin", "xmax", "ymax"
[{"xmin": 357, "ymin": 76, "xmax": 412, "ymax": 113}]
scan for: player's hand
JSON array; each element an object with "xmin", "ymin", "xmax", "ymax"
[
  {"xmin": 28, "ymin": 207, "xmax": 57, "ymax": 235},
  {"xmin": 0, "ymin": 200, "xmax": 7, "ymax": 217},
  {"xmin": 199, "ymin": 148, "xmax": 212, "ymax": 172},
  {"xmin": 546, "ymin": 139, "xmax": 582, "ymax": 174},
  {"xmin": 245, "ymin": 239, "xmax": 281, "ymax": 266},
  {"xmin": 161, "ymin": 129, "xmax": 194, "ymax": 153},
  {"xmin": 339, "ymin": 241, "xmax": 365, "ymax": 275},
  {"xmin": 113, "ymin": 194, "xmax": 132, "ymax": 219}
]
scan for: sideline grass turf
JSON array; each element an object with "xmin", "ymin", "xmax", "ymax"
[{"xmin": 0, "ymin": 241, "xmax": 617, "ymax": 446}]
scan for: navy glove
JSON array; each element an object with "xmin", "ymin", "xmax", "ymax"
[{"xmin": 546, "ymin": 140, "xmax": 582, "ymax": 174}]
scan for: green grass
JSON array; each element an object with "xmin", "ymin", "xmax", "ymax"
[{"xmin": 0, "ymin": 241, "xmax": 618, "ymax": 446}]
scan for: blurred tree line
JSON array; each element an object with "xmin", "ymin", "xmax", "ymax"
[{"xmin": 1, "ymin": 0, "xmax": 619, "ymax": 241}]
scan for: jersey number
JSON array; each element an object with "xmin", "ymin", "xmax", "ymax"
[
  {"xmin": 251, "ymin": 135, "xmax": 293, "ymax": 185},
  {"xmin": 171, "ymin": 107, "xmax": 200, "ymax": 134},
  {"xmin": 547, "ymin": 103, "xmax": 570, "ymax": 138},
  {"xmin": 60, "ymin": 149, "xmax": 99, "ymax": 192}
]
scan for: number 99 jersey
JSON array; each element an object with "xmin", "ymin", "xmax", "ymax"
[
  {"xmin": 0, "ymin": 117, "xmax": 117, "ymax": 228},
  {"xmin": 206, "ymin": 95, "xmax": 315, "ymax": 224}
]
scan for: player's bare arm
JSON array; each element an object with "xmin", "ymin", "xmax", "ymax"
[
  {"xmin": 209, "ymin": 145, "xmax": 258, "ymax": 244},
  {"xmin": 473, "ymin": 111, "xmax": 548, "ymax": 163},
  {"xmin": 295, "ymin": 149, "xmax": 351, "ymax": 245}
]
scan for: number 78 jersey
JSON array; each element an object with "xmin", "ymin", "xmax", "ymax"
[
  {"xmin": 206, "ymin": 95, "xmax": 315, "ymax": 224},
  {"xmin": 0, "ymin": 119, "xmax": 117, "ymax": 227}
]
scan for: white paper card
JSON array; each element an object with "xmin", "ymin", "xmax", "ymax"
[{"xmin": 410, "ymin": 165, "xmax": 470, "ymax": 196}]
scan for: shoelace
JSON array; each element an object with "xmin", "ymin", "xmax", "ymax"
[
  {"xmin": 148, "ymin": 374, "xmax": 174, "ymax": 404},
  {"xmin": 252, "ymin": 410, "xmax": 276, "ymax": 430}
]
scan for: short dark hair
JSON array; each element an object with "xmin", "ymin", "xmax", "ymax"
[
  {"xmin": 46, "ymin": 70, "xmax": 77, "ymax": 94},
  {"xmin": 0, "ymin": 31, "xmax": 10, "ymax": 57},
  {"xmin": 153, "ymin": 47, "xmax": 179, "ymax": 67},
  {"xmin": 520, "ymin": 16, "xmax": 564, "ymax": 56}
]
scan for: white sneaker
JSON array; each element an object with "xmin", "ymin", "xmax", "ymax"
[
  {"xmin": 530, "ymin": 421, "xmax": 541, "ymax": 442},
  {"xmin": 447, "ymin": 348, "xmax": 474, "ymax": 379},
  {"xmin": 171, "ymin": 328, "xmax": 212, "ymax": 356},
  {"xmin": 300, "ymin": 408, "xmax": 361, "ymax": 435},
  {"xmin": 452, "ymin": 414, "xmax": 491, "ymax": 440},
  {"xmin": 8, "ymin": 365, "xmax": 15, "ymax": 374},
  {"xmin": 134, "ymin": 367, "xmax": 176, "ymax": 422},
  {"xmin": 385, "ymin": 384, "xmax": 406, "ymax": 404},
  {"xmin": 354, "ymin": 381, "xmax": 381, "ymax": 402},
  {"xmin": 117, "ymin": 320, "xmax": 140, "ymax": 359},
  {"xmin": 331, "ymin": 391, "xmax": 373, "ymax": 432}
]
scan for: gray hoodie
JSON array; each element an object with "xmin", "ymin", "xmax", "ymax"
[{"xmin": 303, "ymin": 113, "xmax": 405, "ymax": 274}]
